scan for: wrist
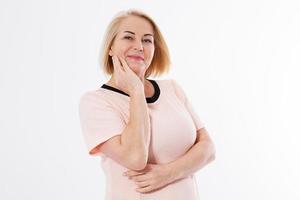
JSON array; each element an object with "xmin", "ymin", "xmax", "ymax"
[
  {"xmin": 163, "ymin": 162, "xmax": 182, "ymax": 183},
  {"xmin": 129, "ymin": 85, "xmax": 144, "ymax": 97}
]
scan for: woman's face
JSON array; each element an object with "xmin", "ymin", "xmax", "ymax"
[{"xmin": 109, "ymin": 16, "xmax": 155, "ymax": 76}]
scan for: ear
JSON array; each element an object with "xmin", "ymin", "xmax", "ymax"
[{"xmin": 109, "ymin": 48, "xmax": 113, "ymax": 56}]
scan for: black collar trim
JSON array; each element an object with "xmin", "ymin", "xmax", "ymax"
[{"xmin": 100, "ymin": 79, "xmax": 160, "ymax": 104}]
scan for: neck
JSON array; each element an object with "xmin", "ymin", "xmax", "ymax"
[
  {"xmin": 106, "ymin": 73, "xmax": 155, "ymax": 98},
  {"xmin": 107, "ymin": 75, "xmax": 149, "ymax": 90}
]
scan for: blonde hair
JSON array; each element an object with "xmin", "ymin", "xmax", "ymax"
[{"xmin": 99, "ymin": 9, "xmax": 171, "ymax": 78}]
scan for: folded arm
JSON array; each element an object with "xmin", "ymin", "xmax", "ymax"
[{"xmin": 166, "ymin": 127, "xmax": 216, "ymax": 181}]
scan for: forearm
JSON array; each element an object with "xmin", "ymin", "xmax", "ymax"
[
  {"xmin": 167, "ymin": 139, "xmax": 215, "ymax": 181},
  {"xmin": 120, "ymin": 88, "xmax": 151, "ymax": 163}
]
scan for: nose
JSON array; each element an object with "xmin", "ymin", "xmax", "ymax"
[{"xmin": 133, "ymin": 40, "xmax": 143, "ymax": 51}]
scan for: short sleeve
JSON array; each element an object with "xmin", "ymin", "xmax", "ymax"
[
  {"xmin": 171, "ymin": 79, "xmax": 205, "ymax": 131},
  {"xmin": 78, "ymin": 91, "xmax": 126, "ymax": 156}
]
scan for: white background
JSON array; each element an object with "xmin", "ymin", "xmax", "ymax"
[{"xmin": 1, "ymin": 0, "xmax": 299, "ymax": 199}]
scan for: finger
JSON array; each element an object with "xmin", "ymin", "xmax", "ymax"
[
  {"xmin": 131, "ymin": 174, "xmax": 149, "ymax": 182},
  {"xmin": 123, "ymin": 164, "xmax": 153, "ymax": 177},
  {"xmin": 124, "ymin": 169, "xmax": 146, "ymax": 176},
  {"xmin": 135, "ymin": 180, "xmax": 150, "ymax": 188},
  {"xmin": 112, "ymin": 55, "xmax": 124, "ymax": 72},
  {"xmin": 111, "ymin": 55, "xmax": 119, "ymax": 72},
  {"xmin": 125, "ymin": 171, "xmax": 145, "ymax": 178},
  {"xmin": 136, "ymin": 185, "xmax": 153, "ymax": 193},
  {"xmin": 118, "ymin": 57, "xmax": 129, "ymax": 71}
]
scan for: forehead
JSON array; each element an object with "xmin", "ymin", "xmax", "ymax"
[{"xmin": 118, "ymin": 16, "xmax": 154, "ymax": 35}]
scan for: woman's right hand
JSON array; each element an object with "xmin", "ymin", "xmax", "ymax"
[{"xmin": 111, "ymin": 55, "xmax": 144, "ymax": 96}]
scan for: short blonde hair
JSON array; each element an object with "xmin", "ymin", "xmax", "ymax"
[{"xmin": 99, "ymin": 9, "xmax": 171, "ymax": 78}]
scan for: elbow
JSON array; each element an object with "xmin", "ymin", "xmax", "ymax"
[
  {"xmin": 129, "ymin": 160, "xmax": 147, "ymax": 171},
  {"xmin": 128, "ymin": 156, "xmax": 147, "ymax": 171},
  {"xmin": 126, "ymin": 152, "xmax": 148, "ymax": 171},
  {"xmin": 209, "ymin": 153, "xmax": 216, "ymax": 162},
  {"xmin": 208, "ymin": 143, "xmax": 216, "ymax": 162}
]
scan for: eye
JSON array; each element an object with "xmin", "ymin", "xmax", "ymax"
[
  {"xmin": 124, "ymin": 36, "xmax": 133, "ymax": 40},
  {"xmin": 143, "ymin": 39, "xmax": 153, "ymax": 43}
]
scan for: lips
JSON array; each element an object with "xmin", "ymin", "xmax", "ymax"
[{"xmin": 127, "ymin": 55, "xmax": 144, "ymax": 61}]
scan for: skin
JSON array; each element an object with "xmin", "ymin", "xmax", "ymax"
[
  {"xmin": 107, "ymin": 15, "xmax": 216, "ymax": 193},
  {"xmin": 107, "ymin": 15, "xmax": 155, "ymax": 97},
  {"xmin": 124, "ymin": 128, "xmax": 215, "ymax": 193}
]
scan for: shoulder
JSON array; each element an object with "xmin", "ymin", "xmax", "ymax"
[
  {"xmin": 79, "ymin": 89, "xmax": 105, "ymax": 102},
  {"xmin": 152, "ymin": 78, "xmax": 177, "ymax": 88},
  {"xmin": 152, "ymin": 79, "xmax": 186, "ymax": 100},
  {"xmin": 156, "ymin": 79, "xmax": 188, "ymax": 103},
  {"xmin": 79, "ymin": 89, "xmax": 111, "ymax": 110},
  {"xmin": 153, "ymin": 78, "xmax": 183, "ymax": 91}
]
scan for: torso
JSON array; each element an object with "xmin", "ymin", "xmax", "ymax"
[{"xmin": 88, "ymin": 79, "xmax": 204, "ymax": 199}]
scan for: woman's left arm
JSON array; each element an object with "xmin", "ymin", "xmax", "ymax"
[
  {"xmin": 124, "ymin": 128, "xmax": 216, "ymax": 193},
  {"xmin": 166, "ymin": 127, "xmax": 216, "ymax": 181}
]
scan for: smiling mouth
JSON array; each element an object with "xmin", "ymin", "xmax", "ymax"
[{"xmin": 127, "ymin": 56, "xmax": 144, "ymax": 61}]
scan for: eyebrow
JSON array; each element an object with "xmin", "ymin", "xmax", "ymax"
[{"xmin": 123, "ymin": 31, "xmax": 153, "ymax": 37}]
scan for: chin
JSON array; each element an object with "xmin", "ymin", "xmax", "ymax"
[{"xmin": 128, "ymin": 64, "xmax": 148, "ymax": 76}]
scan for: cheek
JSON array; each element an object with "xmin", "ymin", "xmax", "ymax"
[
  {"xmin": 112, "ymin": 42, "xmax": 130, "ymax": 56},
  {"xmin": 146, "ymin": 47, "xmax": 155, "ymax": 61},
  {"xmin": 113, "ymin": 48, "xmax": 126, "ymax": 56},
  {"xmin": 148, "ymin": 45, "xmax": 155, "ymax": 54}
]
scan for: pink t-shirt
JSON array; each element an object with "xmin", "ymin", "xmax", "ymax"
[{"xmin": 79, "ymin": 79, "xmax": 205, "ymax": 200}]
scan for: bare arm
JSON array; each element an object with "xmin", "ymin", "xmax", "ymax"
[
  {"xmin": 122, "ymin": 127, "xmax": 216, "ymax": 193},
  {"xmin": 120, "ymin": 88, "xmax": 151, "ymax": 168},
  {"xmin": 166, "ymin": 128, "xmax": 216, "ymax": 181},
  {"xmin": 89, "ymin": 54, "xmax": 151, "ymax": 170}
]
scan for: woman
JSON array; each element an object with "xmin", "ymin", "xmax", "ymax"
[{"xmin": 79, "ymin": 9, "xmax": 216, "ymax": 200}]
